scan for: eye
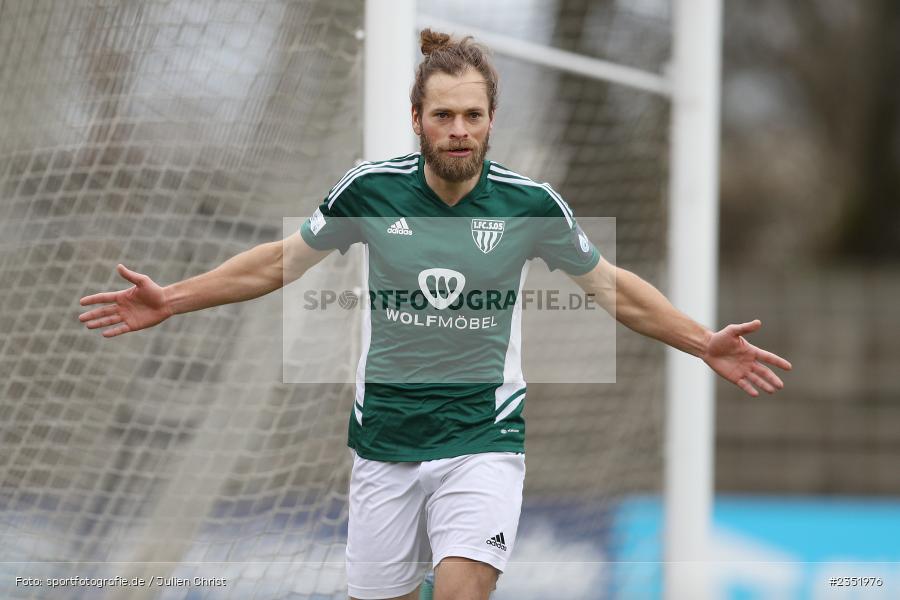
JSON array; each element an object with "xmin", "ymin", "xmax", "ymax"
[
  {"xmin": 435, "ymin": 112, "xmax": 449, "ymax": 119},
  {"xmin": 468, "ymin": 112, "xmax": 482, "ymax": 120}
]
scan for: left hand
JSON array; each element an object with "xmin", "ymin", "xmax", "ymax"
[{"xmin": 701, "ymin": 319, "xmax": 792, "ymax": 397}]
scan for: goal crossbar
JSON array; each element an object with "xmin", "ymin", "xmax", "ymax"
[{"xmin": 415, "ymin": 14, "xmax": 672, "ymax": 97}]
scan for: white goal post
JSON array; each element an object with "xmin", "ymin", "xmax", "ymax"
[
  {"xmin": 665, "ymin": 2, "xmax": 722, "ymax": 599},
  {"xmin": 368, "ymin": 1, "xmax": 723, "ymax": 599}
]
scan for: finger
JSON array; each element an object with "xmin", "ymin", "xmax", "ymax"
[
  {"xmin": 747, "ymin": 371, "xmax": 775, "ymax": 394},
  {"xmin": 733, "ymin": 319, "xmax": 762, "ymax": 335},
  {"xmin": 80, "ymin": 291, "xmax": 119, "ymax": 306},
  {"xmin": 102, "ymin": 323, "xmax": 132, "ymax": 338},
  {"xmin": 736, "ymin": 378, "xmax": 759, "ymax": 397},
  {"xmin": 756, "ymin": 348, "xmax": 792, "ymax": 371},
  {"xmin": 79, "ymin": 305, "xmax": 118, "ymax": 322},
  {"xmin": 752, "ymin": 362, "xmax": 784, "ymax": 390},
  {"xmin": 117, "ymin": 263, "xmax": 146, "ymax": 286},
  {"xmin": 85, "ymin": 315, "xmax": 123, "ymax": 330}
]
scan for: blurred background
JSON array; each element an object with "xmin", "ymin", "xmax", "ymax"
[
  {"xmin": 0, "ymin": 0, "xmax": 897, "ymax": 599},
  {"xmin": 717, "ymin": 0, "xmax": 900, "ymax": 494}
]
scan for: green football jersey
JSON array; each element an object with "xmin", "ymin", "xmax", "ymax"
[{"xmin": 300, "ymin": 153, "xmax": 600, "ymax": 461}]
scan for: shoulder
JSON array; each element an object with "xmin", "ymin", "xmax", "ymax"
[
  {"xmin": 486, "ymin": 161, "xmax": 575, "ymax": 224},
  {"xmin": 326, "ymin": 153, "xmax": 420, "ymax": 209}
]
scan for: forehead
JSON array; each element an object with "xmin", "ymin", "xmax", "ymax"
[{"xmin": 422, "ymin": 68, "xmax": 490, "ymax": 110}]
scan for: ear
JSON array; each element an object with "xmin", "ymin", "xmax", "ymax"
[
  {"xmin": 411, "ymin": 105, "xmax": 422, "ymax": 136},
  {"xmin": 488, "ymin": 109, "xmax": 495, "ymax": 131}
]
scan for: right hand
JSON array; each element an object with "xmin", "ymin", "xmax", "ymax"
[{"xmin": 79, "ymin": 264, "xmax": 173, "ymax": 337}]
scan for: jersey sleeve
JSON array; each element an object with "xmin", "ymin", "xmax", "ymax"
[
  {"xmin": 299, "ymin": 173, "xmax": 363, "ymax": 254},
  {"xmin": 531, "ymin": 186, "xmax": 601, "ymax": 276}
]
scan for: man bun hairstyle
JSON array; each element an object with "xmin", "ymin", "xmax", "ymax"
[
  {"xmin": 411, "ymin": 28, "xmax": 499, "ymax": 117},
  {"xmin": 419, "ymin": 29, "xmax": 452, "ymax": 55}
]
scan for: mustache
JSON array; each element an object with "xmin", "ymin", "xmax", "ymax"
[{"xmin": 445, "ymin": 142, "xmax": 475, "ymax": 151}]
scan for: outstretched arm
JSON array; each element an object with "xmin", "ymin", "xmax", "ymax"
[
  {"xmin": 79, "ymin": 233, "xmax": 332, "ymax": 337},
  {"xmin": 570, "ymin": 257, "xmax": 792, "ymax": 397}
]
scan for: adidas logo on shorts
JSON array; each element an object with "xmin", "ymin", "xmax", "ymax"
[
  {"xmin": 387, "ymin": 218, "xmax": 413, "ymax": 235},
  {"xmin": 485, "ymin": 531, "xmax": 507, "ymax": 551}
]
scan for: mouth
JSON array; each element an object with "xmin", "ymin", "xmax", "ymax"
[{"xmin": 446, "ymin": 148, "xmax": 473, "ymax": 157}]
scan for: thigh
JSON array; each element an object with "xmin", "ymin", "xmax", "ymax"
[
  {"xmin": 347, "ymin": 453, "xmax": 431, "ymax": 600},
  {"xmin": 349, "ymin": 586, "xmax": 420, "ymax": 600},
  {"xmin": 426, "ymin": 452, "xmax": 526, "ymax": 574},
  {"xmin": 433, "ymin": 556, "xmax": 498, "ymax": 600}
]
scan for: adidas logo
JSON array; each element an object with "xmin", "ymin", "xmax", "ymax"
[
  {"xmin": 485, "ymin": 532, "xmax": 507, "ymax": 551},
  {"xmin": 387, "ymin": 218, "xmax": 413, "ymax": 235}
]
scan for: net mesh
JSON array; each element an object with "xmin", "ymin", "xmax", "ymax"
[{"xmin": 0, "ymin": 0, "xmax": 671, "ymax": 598}]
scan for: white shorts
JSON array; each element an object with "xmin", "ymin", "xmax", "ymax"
[{"xmin": 346, "ymin": 450, "xmax": 526, "ymax": 600}]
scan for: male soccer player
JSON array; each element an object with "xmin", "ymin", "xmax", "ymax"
[{"xmin": 79, "ymin": 29, "xmax": 791, "ymax": 600}]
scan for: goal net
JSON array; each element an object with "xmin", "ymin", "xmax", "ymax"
[{"xmin": 0, "ymin": 1, "xmax": 671, "ymax": 598}]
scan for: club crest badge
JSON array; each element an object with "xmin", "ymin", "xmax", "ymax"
[{"xmin": 471, "ymin": 219, "xmax": 505, "ymax": 254}]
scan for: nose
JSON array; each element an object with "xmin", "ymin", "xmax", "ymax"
[{"xmin": 448, "ymin": 115, "xmax": 468, "ymax": 139}]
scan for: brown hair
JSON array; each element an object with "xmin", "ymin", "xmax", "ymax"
[{"xmin": 411, "ymin": 28, "xmax": 499, "ymax": 117}]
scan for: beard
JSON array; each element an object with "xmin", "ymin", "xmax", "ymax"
[{"xmin": 419, "ymin": 129, "xmax": 490, "ymax": 183}]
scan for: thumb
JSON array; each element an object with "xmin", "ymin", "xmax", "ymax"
[
  {"xmin": 733, "ymin": 319, "xmax": 761, "ymax": 335},
  {"xmin": 117, "ymin": 263, "xmax": 145, "ymax": 286}
]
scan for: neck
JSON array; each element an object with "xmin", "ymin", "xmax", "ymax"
[{"xmin": 423, "ymin": 161, "xmax": 482, "ymax": 206}]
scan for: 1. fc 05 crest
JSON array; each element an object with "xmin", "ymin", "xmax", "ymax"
[{"xmin": 471, "ymin": 219, "xmax": 505, "ymax": 254}]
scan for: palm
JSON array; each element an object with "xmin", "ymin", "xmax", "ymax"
[
  {"xmin": 701, "ymin": 320, "xmax": 792, "ymax": 397},
  {"xmin": 79, "ymin": 264, "xmax": 172, "ymax": 337}
]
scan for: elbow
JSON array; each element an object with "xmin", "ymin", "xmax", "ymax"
[
  {"xmin": 270, "ymin": 240, "xmax": 285, "ymax": 270},
  {"xmin": 250, "ymin": 241, "xmax": 286, "ymax": 291},
  {"xmin": 269, "ymin": 241, "xmax": 290, "ymax": 287}
]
